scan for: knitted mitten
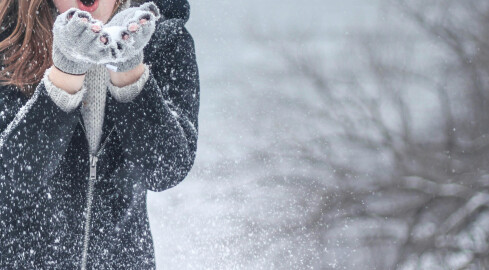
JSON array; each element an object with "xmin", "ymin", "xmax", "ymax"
[
  {"xmin": 102, "ymin": 2, "xmax": 161, "ymax": 72},
  {"xmin": 52, "ymin": 8, "xmax": 110, "ymax": 75}
]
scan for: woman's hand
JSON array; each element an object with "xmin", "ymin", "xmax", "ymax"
[
  {"xmin": 52, "ymin": 8, "xmax": 109, "ymax": 75},
  {"xmin": 101, "ymin": 2, "xmax": 161, "ymax": 72}
]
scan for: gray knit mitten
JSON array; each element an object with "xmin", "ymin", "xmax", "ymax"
[
  {"xmin": 102, "ymin": 2, "xmax": 161, "ymax": 72},
  {"xmin": 52, "ymin": 8, "xmax": 109, "ymax": 75}
]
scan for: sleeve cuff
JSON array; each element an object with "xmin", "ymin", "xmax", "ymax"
[
  {"xmin": 108, "ymin": 64, "xmax": 150, "ymax": 103},
  {"xmin": 43, "ymin": 67, "xmax": 87, "ymax": 113}
]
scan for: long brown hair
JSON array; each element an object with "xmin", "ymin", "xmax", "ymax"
[{"xmin": 0, "ymin": 0, "xmax": 127, "ymax": 98}]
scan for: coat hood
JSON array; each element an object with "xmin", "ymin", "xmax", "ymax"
[{"xmin": 142, "ymin": 0, "xmax": 190, "ymax": 23}]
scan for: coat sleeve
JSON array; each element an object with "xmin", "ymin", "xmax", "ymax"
[
  {"xmin": 108, "ymin": 19, "xmax": 200, "ymax": 192},
  {"xmin": 0, "ymin": 81, "xmax": 81, "ymax": 190}
]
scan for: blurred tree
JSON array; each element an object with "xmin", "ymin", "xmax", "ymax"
[{"xmin": 246, "ymin": 0, "xmax": 489, "ymax": 268}]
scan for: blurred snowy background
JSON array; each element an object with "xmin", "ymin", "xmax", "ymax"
[{"xmin": 148, "ymin": 0, "xmax": 489, "ymax": 269}]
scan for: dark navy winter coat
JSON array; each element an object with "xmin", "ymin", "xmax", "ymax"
[{"xmin": 0, "ymin": 0, "xmax": 199, "ymax": 268}]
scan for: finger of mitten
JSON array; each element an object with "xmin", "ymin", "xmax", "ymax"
[
  {"xmin": 55, "ymin": 8, "xmax": 78, "ymax": 26},
  {"xmin": 77, "ymin": 20, "xmax": 103, "ymax": 45},
  {"xmin": 61, "ymin": 20, "xmax": 105, "ymax": 64},
  {"xmin": 83, "ymin": 31, "xmax": 112, "ymax": 63},
  {"xmin": 111, "ymin": 30, "xmax": 135, "ymax": 60},
  {"xmin": 139, "ymin": 2, "xmax": 161, "ymax": 20},
  {"xmin": 52, "ymin": 9, "xmax": 76, "ymax": 42},
  {"xmin": 127, "ymin": 11, "xmax": 157, "ymax": 50},
  {"xmin": 99, "ymin": 27, "xmax": 130, "ymax": 62},
  {"xmin": 65, "ymin": 10, "xmax": 93, "ymax": 36},
  {"xmin": 102, "ymin": 25, "xmax": 137, "ymax": 58},
  {"xmin": 107, "ymin": 2, "xmax": 160, "ymax": 27},
  {"xmin": 131, "ymin": 10, "xmax": 157, "ymax": 26}
]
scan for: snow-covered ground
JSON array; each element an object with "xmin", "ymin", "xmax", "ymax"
[{"xmin": 147, "ymin": 1, "xmax": 380, "ymax": 269}]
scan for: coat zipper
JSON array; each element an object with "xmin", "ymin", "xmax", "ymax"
[
  {"xmin": 78, "ymin": 116, "xmax": 116, "ymax": 270},
  {"xmin": 81, "ymin": 154, "xmax": 97, "ymax": 270}
]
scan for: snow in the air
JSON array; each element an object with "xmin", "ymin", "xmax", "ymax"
[{"xmin": 1, "ymin": 0, "xmax": 488, "ymax": 269}]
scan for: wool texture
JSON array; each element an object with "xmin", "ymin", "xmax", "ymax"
[
  {"xmin": 107, "ymin": 64, "xmax": 149, "ymax": 103},
  {"xmin": 43, "ymin": 64, "xmax": 149, "ymax": 155},
  {"xmin": 43, "ymin": 67, "xmax": 87, "ymax": 113},
  {"xmin": 104, "ymin": 2, "xmax": 161, "ymax": 72},
  {"xmin": 52, "ymin": 9, "xmax": 106, "ymax": 75},
  {"xmin": 80, "ymin": 65, "xmax": 109, "ymax": 155}
]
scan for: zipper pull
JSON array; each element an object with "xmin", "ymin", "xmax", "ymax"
[{"xmin": 90, "ymin": 155, "xmax": 98, "ymax": 181}]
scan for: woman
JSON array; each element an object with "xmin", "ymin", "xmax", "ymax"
[{"xmin": 0, "ymin": 0, "xmax": 199, "ymax": 268}]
